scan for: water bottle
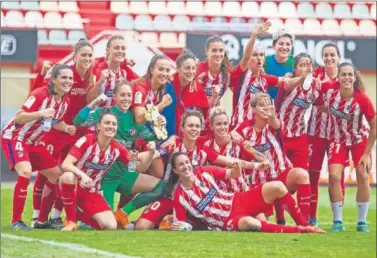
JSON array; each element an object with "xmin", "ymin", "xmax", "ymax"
[
  {"xmin": 128, "ymin": 149, "xmax": 137, "ymax": 172},
  {"xmin": 42, "ymin": 118, "xmax": 52, "ymax": 132}
]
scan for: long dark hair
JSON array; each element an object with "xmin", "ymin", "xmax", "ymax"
[
  {"xmin": 338, "ymin": 62, "xmax": 365, "ymax": 92},
  {"xmin": 167, "ymin": 152, "xmax": 188, "ymax": 195},
  {"xmin": 48, "ymin": 64, "xmax": 72, "ymax": 95},
  {"xmin": 74, "ymin": 38, "xmax": 94, "ymax": 84},
  {"xmin": 205, "ymin": 35, "xmax": 232, "ymax": 83}
]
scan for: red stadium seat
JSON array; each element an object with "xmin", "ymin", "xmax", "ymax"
[
  {"xmin": 334, "ymin": 3, "xmax": 353, "ymax": 19},
  {"xmin": 340, "ymin": 19, "xmax": 359, "ymax": 36},
  {"xmin": 315, "ymin": 3, "xmax": 334, "ymax": 19},
  {"xmin": 110, "ymin": 2, "xmax": 129, "ymax": 14},
  {"xmin": 5, "ymin": 10, "xmax": 25, "ymax": 27},
  {"xmin": 278, "ymin": 2, "xmax": 297, "ymax": 18},
  {"xmin": 25, "ymin": 11, "xmax": 44, "ymax": 28},
  {"xmin": 322, "ymin": 19, "xmax": 342, "ymax": 36},
  {"xmin": 297, "ymin": 2, "xmax": 316, "ymax": 18}
]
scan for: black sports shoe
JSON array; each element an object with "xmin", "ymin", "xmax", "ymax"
[
  {"xmin": 277, "ymin": 220, "xmax": 286, "ymax": 225},
  {"xmin": 49, "ymin": 217, "xmax": 64, "ymax": 229},
  {"xmin": 33, "ymin": 220, "xmax": 53, "ymax": 229},
  {"xmin": 10, "ymin": 221, "xmax": 32, "ymax": 231},
  {"xmin": 31, "ymin": 217, "xmax": 37, "ymax": 227}
]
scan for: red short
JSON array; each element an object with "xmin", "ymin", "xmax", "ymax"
[
  {"xmin": 76, "ymin": 187, "xmax": 111, "ymax": 218},
  {"xmin": 283, "ymin": 135, "xmax": 308, "ymax": 170},
  {"xmin": 308, "ymin": 136, "xmax": 328, "ymax": 171},
  {"xmin": 278, "ymin": 168, "xmax": 292, "ymax": 187},
  {"xmin": 225, "ymin": 185, "xmax": 271, "ymax": 231},
  {"xmin": 328, "ymin": 141, "xmax": 369, "ymax": 166},
  {"xmin": 139, "ymin": 198, "xmax": 173, "ymax": 225},
  {"xmin": 1, "ymin": 139, "xmax": 57, "ymax": 171}
]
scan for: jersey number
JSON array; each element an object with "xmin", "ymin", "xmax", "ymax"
[
  {"xmin": 149, "ymin": 201, "xmax": 161, "ymax": 211},
  {"xmin": 15, "ymin": 142, "xmax": 23, "ymax": 152}
]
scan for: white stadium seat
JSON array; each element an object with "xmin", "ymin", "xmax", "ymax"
[
  {"xmin": 129, "ymin": 1, "xmax": 149, "ymax": 15},
  {"xmin": 352, "ymin": 3, "xmax": 371, "ymax": 19},
  {"xmin": 40, "ymin": 1, "xmax": 59, "ymax": 12},
  {"xmin": 322, "ymin": 19, "xmax": 342, "ymax": 36},
  {"xmin": 359, "ymin": 20, "xmax": 376, "ymax": 36},
  {"xmin": 134, "ymin": 15, "xmax": 153, "ymax": 31},
  {"xmin": 241, "ymin": 2, "xmax": 260, "ymax": 18},
  {"xmin": 20, "ymin": 1, "xmax": 40, "ymax": 11},
  {"xmin": 204, "ymin": 2, "xmax": 223, "ymax": 17},
  {"xmin": 115, "ymin": 14, "xmax": 134, "ymax": 30},
  {"xmin": 153, "ymin": 15, "xmax": 173, "ymax": 31},
  {"xmin": 63, "ymin": 13, "xmax": 83, "ymax": 29},
  {"xmin": 159, "ymin": 32, "xmax": 179, "ymax": 47},
  {"xmin": 285, "ymin": 19, "xmax": 304, "ymax": 35},
  {"xmin": 25, "ymin": 11, "xmax": 44, "ymax": 28},
  {"xmin": 297, "ymin": 3, "xmax": 316, "ymax": 18},
  {"xmin": 5, "ymin": 11, "xmax": 25, "ymax": 27},
  {"xmin": 140, "ymin": 32, "xmax": 159, "ymax": 47},
  {"xmin": 371, "ymin": 4, "xmax": 376, "ymax": 20},
  {"xmin": 167, "ymin": 2, "xmax": 186, "ymax": 16},
  {"xmin": 222, "ymin": 2, "xmax": 242, "ymax": 17},
  {"xmin": 191, "ymin": 16, "xmax": 210, "ymax": 31},
  {"xmin": 211, "ymin": 17, "xmax": 227, "ymax": 32},
  {"xmin": 1, "ymin": 11, "xmax": 6, "ymax": 27},
  {"xmin": 229, "ymin": 17, "xmax": 248, "ymax": 32},
  {"xmin": 2, "ymin": 1, "xmax": 20, "ymax": 10},
  {"xmin": 110, "ymin": 2, "xmax": 129, "ymax": 14},
  {"xmin": 315, "ymin": 3, "xmax": 334, "ymax": 19},
  {"xmin": 260, "ymin": 2, "xmax": 279, "ymax": 18},
  {"xmin": 148, "ymin": 1, "xmax": 168, "ymax": 15},
  {"xmin": 185, "ymin": 2, "xmax": 205, "ymax": 16},
  {"xmin": 340, "ymin": 19, "xmax": 359, "ymax": 36},
  {"xmin": 278, "ymin": 2, "xmax": 297, "ymax": 18},
  {"xmin": 59, "ymin": 1, "xmax": 79, "ymax": 12},
  {"xmin": 172, "ymin": 15, "xmax": 191, "ymax": 31},
  {"xmin": 334, "ymin": 3, "xmax": 352, "ymax": 19},
  {"xmin": 38, "ymin": 30, "xmax": 49, "ymax": 44},
  {"xmin": 68, "ymin": 30, "xmax": 87, "ymax": 44},
  {"xmin": 49, "ymin": 30, "xmax": 68, "ymax": 45},
  {"xmin": 303, "ymin": 19, "xmax": 322, "ymax": 35},
  {"xmin": 178, "ymin": 33, "xmax": 186, "ymax": 46},
  {"xmin": 269, "ymin": 18, "xmax": 284, "ymax": 34},
  {"xmin": 44, "ymin": 12, "xmax": 64, "ymax": 29}
]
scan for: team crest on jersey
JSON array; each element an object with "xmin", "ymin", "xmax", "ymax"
[
  {"xmin": 105, "ymin": 89, "xmax": 113, "ymax": 97},
  {"xmin": 135, "ymin": 92, "xmax": 143, "ymax": 104},
  {"xmin": 17, "ymin": 151, "xmax": 23, "ymax": 158},
  {"xmin": 129, "ymin": 129, "xmax": 136, "ymax": 136},
  {"xmin": 346, "ymin": 104, "xmax": 351, "ymax": 111},
  {"xmin": 107, "ymin": 153, "xmax": 113, "ymax": 160}
]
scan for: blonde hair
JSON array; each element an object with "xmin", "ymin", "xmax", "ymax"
[
  {"xmin": 209, "ymin": 106, "xmax": 228, "ymax": 125},
  {"xmin": 250, "ymin": 93, "xmax": 270, "ymax": 108}
]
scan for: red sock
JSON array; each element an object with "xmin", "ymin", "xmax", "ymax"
[
  {"xmin": 274, "ymin": 203, "xmax": 286, "ymax": 222},
  {"xmin": 12, "ymin": 176, "xmax": 30, "ymax": 224},
  {"xmin": 297, "ymin": 184, "xmax": 311, "ymax": 221},
  {"xmin": 117, "ymin": 195, "xmax": 133, "ymax": 210},
  {"xmin": 77, "ymin": 211, "xmax": 101, "ymax": 230},
  {"xmin": 33, "ymin": 172, "xmax": 47, "ymax": 211},
  {"xmin": 309, "ymin": 172, "xmax": 320, "ymax": 219},
  {"xmin": 61, "ymin": 183, "xmax": 77, "ymax": 222},
  {"xmin": 53, "ymin": 184, "xmax": 63, "ymax": 212},
  {"xmin": 260, "ymin": 221, "xmax": 300, "ymax": 233},
  {"xmin": 341, "ymin": 172, "xmax": 345, "ymax": 200},
  {"xmin": 276, "ymin": 192, "xmax": 309, "ymax": 226},
  {"xmin": 37, "ymin": 181, "xmax": 57, "ymax": 223}
]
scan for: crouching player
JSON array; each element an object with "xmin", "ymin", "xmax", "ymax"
[
  {"xmin": 171, "ymin": 153, "xmax": 324, "ymax": 233},
  {"xmin": 59, "ymin": 109, "xmax": 157, "ymax": 231}
]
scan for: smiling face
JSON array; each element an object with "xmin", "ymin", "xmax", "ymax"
[
  {"xmin": 273, "ymin": 36, "xmax": 292, "ymax": 60},
  {"xmin": 322, "ymin": 46, "xmax": 340, "ymax": 69},
  {"xmin": 173, "ymin": 154, "xmax": 193, "ymax": 178},
  {"xmin": 74, "ymin": 46, "xmax": 93, "ymax": 70},
  {"xmin": 113, "ymin": 84, "xmax": 132, "ymax": 112},
  {"xmin": 181, "ymin": 115, "xmax": 202, "ymax": 141},
  {"xmin": 177, "ymin": 58, "xmax": 196, "ymax": 83},
  {"xmin": 107, "ymin": 39, "xmax": 126, "ymax": 63},
  {"xmin": 211, "ymin": 113, "xmax": 229, "ymax": 138},
  {"xmin": 294, "ymin": 56, "xmax": 312, "ymax": 77},
  {"xmin": 53, "ymin": 68, "xmax": 73, "ymax": 95},
  {"xmin": 206, "ymin": 41, "xmax": 225, "ymax": 66},
  {"xmin": 98, "ymin": 114, "xmax": 118, "ymax": 138},
  {"xmin": 151, "ymin": 59, "xmax": 170, "ymax": 85},
  {"xmin": 338, "ymin": 65, "xmax": 355, "ymax": 90}
]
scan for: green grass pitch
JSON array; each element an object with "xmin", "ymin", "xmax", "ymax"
[{"xmin": 1, "ymin": 183, "xmax": 376, "ymax": 258}]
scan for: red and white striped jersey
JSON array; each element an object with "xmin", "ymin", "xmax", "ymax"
[
  {"xmin": 162, "ymin": 137, "xmax": 219, "ymax": 182},
  {"xmin": 276, "ymin": 82, "xmax": 319, "ymax": 138},
  {"xmin": 230, "ymin": 65, "xmax": 279, "ymax": 128},
  {"xmin": 68, "ymin": 134, "xmax": 129, "ymax": 193},
  {"xmin": 196, "ymin": 62, "xmax": 230, "ymax": 107},
  {"xmin": 174, "ymin": 166, "xmax": 234, "ymax": 231},
  {"xmin": 236, "ymin": 120, "xmax": 292, "ymax": 186},
  {"xmin": 201, "ymin": 135, "xmax": 250, "ymax": 193},
  {"xmin": 2, "ymin": 87, "xmax": 70, "ymax": 145},
  {"xmin": 324, "ymin": 88, "xmax": 375, "ymax": 146}
]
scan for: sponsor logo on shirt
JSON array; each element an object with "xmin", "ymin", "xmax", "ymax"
[
  {"xmin": 40, "ymin": 118, "xmax": 59, "ymax": 126},
  {"xmin": 253, "ymin": 142, "xmax": 272, "ymax": 153},
  {"xmin": 293, "ymin": 97, "xmax": 311, "ymax": 109},
  {"xmin": 329, "ymin": 106, "xmax": 353, "ymax": 120},
  {"xmin": 70, "ymin": 88, "xmax": 87, "ymax": 96},
  {"xmin": 248, "ymin": 84, "xmax": 263, "ymax": 94},
  {"xmin": 84, "ymin": 161, "xmax": 110, "ymax": 170},
  {"xmin": 196, "ymin": 187, "xmax": 217, "ymax": 212},
  {"xmin": 135, "ymin": 92, "xmax": 143, "ymax": 104},
  {"xmin": 104, "ymin": 89, "xmax": 113, "ymax": 97}
]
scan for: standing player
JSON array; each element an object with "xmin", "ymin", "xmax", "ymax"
[
  {"xmin": 1, "ymin": 64, "xmax": 73, "ymax": 230},
  {"xmin": 171, "ymin": 153, "xmax": 324, "ymax": 233},
  {"xmin": 87, "ymin": 35, "xmax": 139, "ymax": 106},
  {"xmin": 321, "ymin": 63, "xmax": 376, "ymax": 232}
]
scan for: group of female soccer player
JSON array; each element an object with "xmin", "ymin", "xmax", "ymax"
[{"xmin": 2, "ymin": 21, "xmax": 375, "ymax": 234}]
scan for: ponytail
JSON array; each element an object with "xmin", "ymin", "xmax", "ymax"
[
  {"xmin": 48, "ymin": 64, "xmax": 71, "ymax": 95},
  {"xmin": 338, "ymin": 62, "xmax": 365, "ymax": 92}
]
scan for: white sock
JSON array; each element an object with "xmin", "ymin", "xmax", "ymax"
[
  {"xmin": 331, "ymin": 202, "xmax": 343, "ymax": 222},
  {"xmin": 357, "ymin": 202, "xmax": 369, "ymax": 223},
  {"xmin": 50, "ymin": 208, "xmax": 62, "ymax": 220},
  {"xmin": 32, "ymin": 210, "xmax": 39, "ymax": 219}
]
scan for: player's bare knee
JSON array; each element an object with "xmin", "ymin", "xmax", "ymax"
[
  {"xmin": 239, "ymin": 217, "xmax": 261, "ymax": 232},
  {"xmin": 355, "ymin": 167, "xmax": 369, "ymax": 182},
  {"xmin": 271, "ymin": 181, "xmax": 287, "ymax": 197},
  {"xmin": 17, "ymin": 169, "xmax": 32, "ymax": 178},
  {"xmin": 103, "ymin": 217, "xmax": 117, "ymax": 230},
  {"xmin": 328, "ymin": 172, "xmax": 341, "ymax": 185},
  {"xmin": 293, "ymin": 168, "xmax": 309, "ymax": 184},
  {"xmin": 59, "ymin": 172, "xmax": 76, "ymax": 184},
  {"xmin": 135, "ymin": 219, "xmax": 154, "ymax": 230}
]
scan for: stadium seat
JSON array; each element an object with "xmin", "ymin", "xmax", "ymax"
[
  {"xmin": 159, "ymin": 32, "xmax": 179, "ymax": 47},
  {"xmin": 63, "ymin": 13, "xmax": 83, "ymax": 29},
  {"xmin": 1, "ymin": 1, "xmax": 20, "ymax": 10},
  {"xmin": 340, "ymin": 19, "xmax": 359, "ymax": 36},
  {"xmin": 68, "ymin": 30, "xmax": 87, "ymax": 44},
  {"xmin": 153, "ymin": 15, "xmax": 173, "ymax": 31},
  {"xmin": 129, "ymin": 1, "xmax": 149, "ymax": 15},
  {"xmin": 49, "ymin": 29, "xmax": 68, "ymax": 45},
  {"xmin": 278, "ymin": 2, "xmax": 297, "ymax": 18},
  {"xmin": 40, "ymin": 1, "xmax": 59, "ymax": 12},
  {"xmin": 211, "ymin": 17, "xmax": 227, "ymax": 32},
  {"xmin": 134, "ymin": 15, "xmax": 154, "ymax": 31},
  {"xmin": 1, "ymin": 11, "xmax": 5, "ymax": 27},
  {"xmin": 20, "ymin": 1, "xmax": 40, "ymax": 11},
  {"xmin": 371, "ymin": 4, "xmax": 376, "ymax": 20},
  {"xmin": 322, "ymin": 19, "xmax": 342, "ymax": 36},
  {"xmin": 110, "ymin": 2, "xmax": 129, "ymax": 14},
  {"xmin": 38, "ymin": 29, "xmax": 49, "ymax": 44},
  {"xmin": 229, "ymin": 17, "xmax": 248, "ymax": 32},
  {"xmin": 166, "ymin": 2, "xmax": 186, "ymax": 16},
  {"xmin": 185, "ymin": 2, "xmax": 205, "ymax": 16},
  {"xmin": 260, "ymin": 2, "xmax": 279, "ymax": 18},
  {"xmin": 191, "ymin": 16, "xmax": 210, "ymax": 31},
  {"xmin": 269, "ymin": 18, "xmax": 284, "ymax": 34},
  {"xmin": 297, "ymin": 2, "xmax": 316, "ymax": 18},
  {"xmin": 148, "ymin": 1, "xmax": 168, "ymax": 15},
  {"xmin": 204, "ymin": 2, "xmax": 223, "ymax": 17},
  {"xmin": 352, "ymin": 3, "xmax": 371, "ymax": 19},
  {"xmin": 172, "ymin": 15, "xmax": 191, "ymax": 31},
  {"xmin": 44, "ymin": 12, "xmax": 64, "ymax": 29},
  {"xmin": 122, "ymin": 30, "xmax": 140, "ymax": 42},
  {"xmin": 285, "ymin": 19, "xmax": 304, "ymax": 35},
  {"xmin": 59, "ymin": 1, "xmax": 79, "ymax": 12},
  {"xmin": 315, "ymin": 3, "xmax": 334, "ymax": 19},
  {"xmin": 333, "ymin": 3, "xmax": 352, "ymax": 19},
  {"xmin": 359, "ymin": 20, "xmax": 376, "ymax": 36},
  {"xmin": 178, "ymin": 33, "xmax": 186, "ymax": 46},
  {"xmin": 222, "ymin": 2, "xmax": 242, "ymax": 17},
  {"xmin": 25, "ymin": 11, "xmax": 44, "ymax": 28},
  {"xmin": 140, "ymin": 32, "xmax": 159, "ymax": 47},
  {"xmin": 115, "ymin": 14, "xmax": 134, "ymax": 30},
  {"xmin": 5, "ymin": 11, "xmax": 25, "ymax": 27},
  {"xmin": 241, "ymin": 2, "xmax": 260, "ymax": 18},
  {"xmin": 303, "ymin": 19, "xmax": 322, "ymax": 35}
]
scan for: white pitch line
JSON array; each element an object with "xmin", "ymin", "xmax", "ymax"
[{"xmin": 1, "ymin": 233, "xmax": 139, "ymax": 258}]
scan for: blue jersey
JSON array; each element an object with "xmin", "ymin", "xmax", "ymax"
[{"xmin": 264, "ymin": 55, "xmax": 294, "ymax": 100}]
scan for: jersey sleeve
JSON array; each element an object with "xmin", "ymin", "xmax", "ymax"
[
  {"xmin": 203, "ymin": 145, "xmax": 220, "ymax": 162},
  {"xmin": 21, "ymin": 88, "xmax": 45, "ymax": 112},
  {"xmin": 132, "ymin": 84, "xmax": 148, "ymax": 108},
  {"xmin": 173, "ymin": 187, "xmax": 187, "ymax": 222},
  {"xmin": 359, "ymin": 93, "xmax": 376, "ymax": 121},
  {"xmin": 239, "ymin": 142, "xmax": 255, "ymax": 160},
  {"xmin": 73, "ymin": 107, "xmax": 102, "ymax": 127},
  {"xmin": 69, "ymin": 136, "xmax": 89, "ymax": 160},
  {"xmin": 116, "ymin": 143, "xmax": 130, "ymax": 164},
  {"xmin": 265, "ymin": 75, "xmax": 279, "ymax": 88},
  {"xmin": 124, "ymin": 66, "xmax": 139, "ymax": 82},
  {"xmin": 30, "ymin": 73, "xmax": 48, "ymax": 93},
  {"xmin": 200, "ymin": 166, "xmax": 227, "ymax": 180},
  {"xmin": 235, "ymin": 120, "xmax": 252, "ymax": 137},
  {"xmin": 136, "ymin": 123, "xmax": 157, "ymax": 142}
]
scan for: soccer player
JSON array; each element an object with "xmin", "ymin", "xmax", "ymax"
[
  {"xmin": 31, "ymin": 39, "xmax": 95, "ymax": 228},
  {"xmin": 264, "ymin": 28, "xmax": 294, "ymax": 100},
  {"xmin": 1, "ymin": 64, "xmax": 73, "ymax": 230},
  {"xmin": 321, "ymin": 63, "xmax": 376, "ymax": 232},
  {"xmin": 87, "ymin": 35, "xmax": 139, "ymax": 106},
  {"xmin": 171, "ymin": 153, "xmax": 324, "ymax": 233},
  {"xmin": 73, "ymin": 81, "xmax": 167, "ymax": 229},
  {"xmin": 60, "ymin": 108, "xmax": 157, "ymax": 231},
  {"xmin": 233, "ymin": 93, "xmax": 312, "ymax": 224}
]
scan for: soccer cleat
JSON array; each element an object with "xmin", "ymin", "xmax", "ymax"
[
  {"xmin": 61, "ymin": 221, "xmax": 78, "ymax": 232},
  {"xmin": 308, "ymin": 218, "xmax": 318, "ymax": 227},
  {"xmin": 49, "ymin": 217, "xmax": 64, "ymax": 230},
  {"xmin": 277, "ymin": 220, "xmax": 286, "ymax": 225},
  {"xmin": 114, "ymin": 209, "xmax": 129, "ymax": 229},
  {"xmin": 31, "ymin": 217, "xmax": 37, "ymax": 227},
  {"xmin": 330, "ymin": 221, "xmax": 345, "ymax": 232},
  {"xmin": 159, "ymin": 215, "xmax": 173, "ymax": 230},
  {"xmin": 10, "ymin": 221, "xmax": 32, "ymax": 231},
  {"xmin": 78, "ymin": 221, "xmax": 92, "ymax": 230},
  {"xmin": 356, "ymin": 221, "xmax": 370, "ymax": 232},
  {"xmin": 33, "ymin": 220, "xmax": 53, "ymax": 229}
]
